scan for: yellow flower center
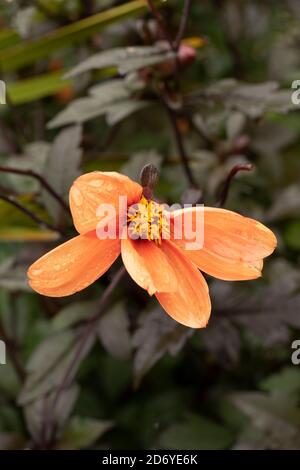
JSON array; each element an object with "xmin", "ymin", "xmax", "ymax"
[{"xmin": 127, "ymin": 196, "xmax": 169, "ymax": 244}]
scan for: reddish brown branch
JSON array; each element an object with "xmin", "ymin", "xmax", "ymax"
[
  {"xmin": 217, "ymin": 163, "xmax": 253, "ymax": 207},
  {"xmin": 174, "ymin": 0, "xmax": 193, "ymax": 49},
  {"xmin": 39, "ymin": 266, "xmax": 127, "ymax": 449},
  {"xmin": 0, "ymin": 166, "xmax": 69, "ymax": 214},
  {"xmin": 145, "ymin": 0, "xmax": 174, "ymax": 49},
  {"xmin": 0, "ymin": 194, "xmax": 66, "ymax": 236},
  {"xmin": 147, "ymin": 1, "xmax": 198, "ymax": 188},
  {"xmin": 160, "ymin": 94, "xmax": 198, "ymax": 188}
]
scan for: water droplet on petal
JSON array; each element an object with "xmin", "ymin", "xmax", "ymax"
[
  {"xmin": 71, "ymin": 187, "xmax": 83, "ymax": 206},
  {"xmin": 89, "ymin": 179, "xmax": 103, "ymax": 188},
  {"xmin": 31, "ymin": 269, "xmax": 43, "ymax": 276}
]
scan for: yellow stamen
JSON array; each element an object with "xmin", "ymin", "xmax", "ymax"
[{"xmin": 127, "ymin": 196, "xmax": 169, "ymax": 245}]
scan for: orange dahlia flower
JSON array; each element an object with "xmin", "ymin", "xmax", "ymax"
[{"xmin": 28, "ymin": 171, "xmax": 277, "ymax": 328}]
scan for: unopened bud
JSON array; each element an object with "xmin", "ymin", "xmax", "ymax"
[
  {"xmin": 178, "ymin": 43, "xmax": 197, "ymax": 67},
  {"xmin": 140, "ymin": 163, "xmax": 159, "ymax": 189}
]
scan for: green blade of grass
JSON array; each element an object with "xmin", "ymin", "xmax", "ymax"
[
  {"xmin": 0, "ymin": 29, "xmax": 20, "ymax": 52},
  {"xmin": 7, "ymin": 66, "xmax": 118, "ymax": 105},
  {"xmin": 7, "ymin": 70, "xmax": 72, "ymax": 104},
  {"xmin": 0, "ymin": 0, "xmax": 148, "ymax": 72}
]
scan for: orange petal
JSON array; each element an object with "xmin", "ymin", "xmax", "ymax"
[
  {"xmin": 121, "ymin": 237, "xmax": 177, "ymax": 295},
  {"xmin": 178, "ymin": 249, "xmax": 264, "ymax": 281},
  {"xmin": 204, "ymin": 208, "xmax": 277, "ymax": 261},
  {"xmin": 171, "ymin": 207, "xmax": 276, "ymax": 281},
  {"xmin": 155, "ymin": 240, "xmax": 211, "ymax": 328},
  {"xmin": 69, "ymin": 171, "xmax": 142, "ymax": 234},
  {"xmin": 28, "ymin": 232, "xmax": 120, "ymax": 297}
]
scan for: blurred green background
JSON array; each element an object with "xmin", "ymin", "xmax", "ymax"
[{"xmin": 0, "ymin": 0, "xmax": 300, "ymax": 450}]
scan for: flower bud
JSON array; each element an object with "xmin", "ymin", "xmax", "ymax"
[{"xmin": 140, "ymin": 164, "xmax": 159, "ymax": 199}]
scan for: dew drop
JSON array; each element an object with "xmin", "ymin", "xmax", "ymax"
[
  {"xmin": 31, "ymin": 269, "xmax": 43, "ymax": 276},
  {"xmin": 89, "ymin": 179, "xmax": 104, "ymax": 188},
  {"xmin": 71, "ymin": 187, "xmax": 83, "ymax": 206}
]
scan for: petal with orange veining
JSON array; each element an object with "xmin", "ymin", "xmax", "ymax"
[
  {"xmin": 170, "ymin": 207, "xmax": 276, "ymax": 280},
  {"xmin": 179, "ymin": 248, "xmax": 264, "ymax": 281},
  {"xmin": 28, "ymin": 232, "xmax": 120, "ymax": 297},
  {"xmin": 155, "ymin": 240, "xmax": 211, "ymax": 328},
  {"xmin": 204, "ymin": 207, "xmax": 276, "ymax": 261},
  {"xmin": 69, "ymin": 171, "xmax": 142, "ymax": 234},
  {"xmin": 121, "ymin": 237, "xmax": 177, "ymax": 295}
]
